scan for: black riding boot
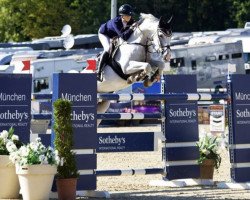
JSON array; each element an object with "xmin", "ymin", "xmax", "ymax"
[{"xmin": 97, "ymin": 51, "xmax": 109, "ymax": 81}]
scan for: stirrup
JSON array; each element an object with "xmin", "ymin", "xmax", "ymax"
[{"xmin": 97, "ymin": 72, "xmax": 103, "ymax": 82}]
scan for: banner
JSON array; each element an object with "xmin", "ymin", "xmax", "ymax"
[
  {"xmin": 229, "ymin": 74, "xmax": 250, "ymax": 182},
  {"xmin": 164, "ymin": 75, "xmax": 200, "ymax": 180},
  {"xmin": 210, "ymin": 104, "xmax": 225, "ymax": 133},
  {"xmin": 0, "ymin": 74, "xmax": 31, "ymax": 143},
  {"xmin": 52, "ymin": 73, "xmax": 97, "ymax": 190}
]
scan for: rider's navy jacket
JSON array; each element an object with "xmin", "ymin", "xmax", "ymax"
[{"xmin": 99, "ymin": 16, "xmax": 135, "ymax": 41}]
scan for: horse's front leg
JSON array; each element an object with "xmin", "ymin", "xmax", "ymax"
[
  {"xmin": 143, "ymin": 60, "xmax": 171, "ymax": 87},
  {"xmin": 125, "ymin": 61, "xmax": 152, "ymax": 84},
  {"xmin": 149, "ymin": 59, "xmax": 170, "ymax": 75},
  {"xmin": 143, "ymin": 70, "xmax": 160, "ymax": 87}
]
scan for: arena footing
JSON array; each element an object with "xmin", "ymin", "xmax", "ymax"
[
  {"xmin": 149, "ymin": 179, "xmax": 215, "ymax": 187},
  {"xmin": 217, "ymin": 182, "xmax": 250, "ymax": 190},
  {"xmin": 78, "ymin": 190, "xmax": 111, "ymax": 198}
]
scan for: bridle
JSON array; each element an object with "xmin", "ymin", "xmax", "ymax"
[{"xmin": 147, "ymin": 28, "xmax": 172, "ymax": 56}]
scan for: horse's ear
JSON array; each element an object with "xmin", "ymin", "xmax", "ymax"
[
  {"xmin": 167, "ymin": 15, "xmax": 173, "ymax": 25},
  {"xmin": 159, "ymin": 16, "xmax": 173, "ymax": 36},
  {"xmin": 159, "ymin": 16, "xmax": 172, "ymax": 29},
  {"xmin": 159, "ymin": 17, "xmax": 167, "ymax": 29}
]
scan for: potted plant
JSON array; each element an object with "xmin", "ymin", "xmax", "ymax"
[
  {"xmin": 9, "ymin": 137, "xmax": 60, "ymax": 200},
  {"xmin": 197, "ymin": 134, "xmax": 222, "ymax": 179},
  {"xmin": 0, "ymin": 127, "xmax": 22, "ymax": 199},
  {"xmin": 53, "ymin": 99, "xmax": 79, "ymax": 200}
]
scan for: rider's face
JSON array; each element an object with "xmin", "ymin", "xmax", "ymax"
[{"xmin": 122, "ymin": 15, "xmax": 131, "ymax": 22}]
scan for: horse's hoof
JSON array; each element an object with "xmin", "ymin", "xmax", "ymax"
[
  {"xmin": 136, "ymin": 76, "xmax": 141, "ymax": 82},
  {"xmin": 143, "ymin": 79, "xmax": 153, "ymax": 88},
  {"xmin": 136, "ymin": 71, "xmax": 147, "ymax": 82},
  {"xmin": 127, "ymin": 77, "xmax": 133, "ymax": 84}
]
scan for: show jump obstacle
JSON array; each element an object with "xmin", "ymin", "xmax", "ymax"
[{"xmin": 1, "ymin": 72, "xmax": 250, "ymax": 197}]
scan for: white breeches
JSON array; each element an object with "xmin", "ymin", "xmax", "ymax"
[{"xmin": 98, "ymin": 31, "xmax": 110, "ymax": 52}]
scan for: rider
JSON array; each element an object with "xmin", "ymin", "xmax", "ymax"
[{"xmin": 97, "ymin": 4, "xmax": 136, "ymax": 81}]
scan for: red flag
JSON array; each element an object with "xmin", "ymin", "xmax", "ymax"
[
  {"xmin": 86, "ymin": 59, "xmax": 96, "ymax": 71},
  {"xmin": 22, "ymin": 60, "xmax": 31, "ymax": 71}
]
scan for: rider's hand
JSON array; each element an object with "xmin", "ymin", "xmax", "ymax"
[{"xmin": 130, "ymin": 22, "xmax": 138, "ymax": 30}]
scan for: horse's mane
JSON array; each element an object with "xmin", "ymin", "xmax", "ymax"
[
  {"xmin": 140, "ymin": 13, "xmax": 159, "ymax": 23},
  {"xmin": 139, "ymin": 13, "xmax": 159, "ymax": 32}
]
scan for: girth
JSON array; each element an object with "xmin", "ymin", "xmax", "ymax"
[{"xmin": 107, "ymin": 58, "xmax": 130, "ymax": 81}]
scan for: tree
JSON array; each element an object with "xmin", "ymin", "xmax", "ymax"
[
  {"xmin": 233, "ymin": 0, "xmax": 250, "ymax": 28},
  {"xmin": 187, "ymin": 0, "xmax": 234, "ymax": 31},
  {"xmin": 68, "ymin": 0, "xmax": 110, "ymax": 35},
  {"xmin": 0, "ymin": 0, "xmax": 246, "ymax": 42},
  {"xmin": 118, "ymin": 0, "xmax": 189, "ymax": 31},
  {"xmin": 0, "ymin": 0, "xmax": 75, "ymax": 42},
  {"xmin": 0, "ymin": 0, "xmax": 111, "ymax": 42}
]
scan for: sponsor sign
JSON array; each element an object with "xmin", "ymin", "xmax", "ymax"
[
  {"xmin": 164, "ymin": 75, "xmax": 200, "ymax": 180},
  {"xmin": 165, "ymin": 75, "xmax": 199, "ymax": 142},
  {"xmin": 52, "ymin": 73, "xmax": 97, "ymax": 149},
  {"xmin": 0, "ymin": 74, "xmax": 31, "ymax": 143},
  {"xmin": 229, "ymin": 75, "xmax": 250, "ymax": 144},
  {"xmin": 52, "ymin": 73, "xmax": 97, "ymax": 190},
  {"xmin": 97, "ymin": 132, "xmax": 155, "ymax": 152},
  {"xmin": 229, "ymin": 74, "xmax": 250, "ymax": 182},
  {"xmin": 209, "ymin": 104, "xmax": 225, "ymax": 132}
]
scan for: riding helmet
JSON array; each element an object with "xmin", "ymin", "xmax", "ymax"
[{"xmin": 118, "ymin": 4, "xmax": 134, "ymax": 16}]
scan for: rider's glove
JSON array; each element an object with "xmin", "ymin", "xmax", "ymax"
[{"xmin": 130, "ymin": 22, "xmax": 138, "ymax": 30}]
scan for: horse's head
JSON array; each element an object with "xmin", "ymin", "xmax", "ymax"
[
  {"xmin": 151, "ymin": 16, "xmax": 172, "ymax": 62},
  {"xmin": 159, "ymin": 16, "xmax": 173, "ymax": 37}
]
